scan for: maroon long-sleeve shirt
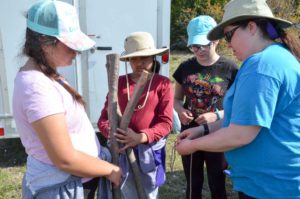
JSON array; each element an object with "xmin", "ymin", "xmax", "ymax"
[{"xmin": 98, "ymin": 74, "xmax": 173, "ymax": 144}]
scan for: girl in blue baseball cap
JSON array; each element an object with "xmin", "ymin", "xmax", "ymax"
[{"xmin": 173, "ymin": 15, "xmax": 238, "ymax": 199}]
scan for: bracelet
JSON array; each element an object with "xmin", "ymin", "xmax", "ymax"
[
  {"xmin": 215, "ymin": 108, "xmax": 221, "ymax": 121},
  {"xmin": 203, "ymin": 123, "xmax": 209, "ymax": 136}
]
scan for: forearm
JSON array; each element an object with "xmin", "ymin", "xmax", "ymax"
[
  {"xmin": 174, "ymin": 99, "xmax": 184, "ymax": 113},
  {"xmin": 191, "ymin": 124, "xmax": 260, "ymax": 152},
  {"xmin": 33, "ymin": 114, "xmax": 119, "ymax": 178},
  {"xmin": 57, "ymin": 150, "xmax": 119, "ymax": 178},
  {"xmin": 142, "ymin": 121, "xmax": 171, "ymax": 143},
  {"xmin": 187, "ymin": 119, "xmax": 223, "ymax": 139},
  {"xmin": 208, "ymin": 119, "xmax": 223, "ymax": 133}
]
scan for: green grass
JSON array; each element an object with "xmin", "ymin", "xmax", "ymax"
[
  {"xmin": 0, "ymin": 167, "xmax": 25, "ymax": 199},
  {"xmin": 0, "ymin": 135, "xmax": 238, "ymax": 199},
  {"xmin": 160, "ymin": 134, "xmax": 238, "ymax": 199},
  {"xmin": 0, "ymin": 138, "xmax": 26, "ymax": 199}
]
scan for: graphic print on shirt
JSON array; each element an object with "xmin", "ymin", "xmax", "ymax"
[{"xmin": 183, "ymin": 72, "xmax": 225, "ymax": 117}]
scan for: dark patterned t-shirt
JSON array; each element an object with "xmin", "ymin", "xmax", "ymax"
[{"xmin": 173, "ymin": 56, "xmax": 238, "ymax": 118}]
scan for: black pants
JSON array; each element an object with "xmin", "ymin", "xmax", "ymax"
[
  {"xmin": 181, "ymin": 151, "xmax": 228, "ymax": 199},
  {"xmin": 83, "ymin": 177, "xmax": 99, "ymax": 199}
]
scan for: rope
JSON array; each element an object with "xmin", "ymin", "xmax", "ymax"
[
  {"xmin": 169, "ymin": 140, "xmax": 177, "ymax": 173},
  {"xmin": 125, "ymin": 61, "xmax": 156, "ymax": 111}
]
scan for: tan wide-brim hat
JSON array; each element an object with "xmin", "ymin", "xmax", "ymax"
[
  {"xmin": 207, "ymin": 0, "xmax": 293, "ymax": 41},
  {"xmin": 120, "ymin": 32, "xmax": 169, "ymax": 61}
]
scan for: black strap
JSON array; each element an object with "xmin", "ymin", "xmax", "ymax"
[{"xmin": 203, "ymin": 123, "xmax": 209, "ymax": 135}]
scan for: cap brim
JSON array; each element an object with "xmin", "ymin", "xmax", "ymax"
[
  {"xmin": 120, "ymin": 48, "xmax": 169, "ymax": 61},
  {"xmin": 57, "ymin": 31, "xmax": 95, "ymax": 52},
  {"xmin": 187, "ymin": 34, "xmax": 211, "ymax": 47},
  {"xmin": 207, "ymin": 15, "xmax": 293, "ymax": 41}
]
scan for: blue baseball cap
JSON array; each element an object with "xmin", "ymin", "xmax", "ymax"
[
  {"xmin": 187, "ymin": 15, "xmax": 217, "ymax": 47},
  {"xmin": 27, "ymin": 0, "xmax": 95, "ymax": 52}
]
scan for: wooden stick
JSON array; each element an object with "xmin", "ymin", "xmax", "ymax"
[
  {"xmin": 105, "ymin": 54, "xmax": 122, "ymax": 199},
  {"xmin": 119, "ymin": 70, "xmax": 150, "ymax": 199}
]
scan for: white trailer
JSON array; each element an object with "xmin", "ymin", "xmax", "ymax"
[{"xmin": 0, "ymin": 0, "xmax": 171, "ymax": 138}]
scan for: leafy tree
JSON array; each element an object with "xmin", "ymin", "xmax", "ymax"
[
  {"xmin": 170, "ymin": 0, "xmax": 229, "ymax": 50},
  {"xmin": 171, "ymin": 0, "xmax": 300, "ymax": 51}
]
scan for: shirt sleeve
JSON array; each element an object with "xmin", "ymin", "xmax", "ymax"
[
  {"xmin": 231, "ymin": 72, "xmax": 281, "ymax": 128},
  {"xmin": 22, "ymin": 77, "xmax": 64, "ymax": 123},
  {"xmin": 140, "ymin": 78, "xmax": 174, "ymax": 143},
  {"xmin": 172, "ymin": 63, "xmax": 184, "ymax": 84},
  {"xmin": 97, "ymin": 95, "xmax": 110, "ymax": 138}
]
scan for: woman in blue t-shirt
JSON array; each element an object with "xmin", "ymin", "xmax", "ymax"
[{"xmin": 176, "ymin": 0, "xmax": 300, "ymax": 198}]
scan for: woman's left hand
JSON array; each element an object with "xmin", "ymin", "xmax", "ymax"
[
  {"xmin": 194, "ymin": 112, "xmax": 217, "ymax": 125},
  {"xmin": 115, "ymin": 128, "xmax": 146, "ymax": 152}
]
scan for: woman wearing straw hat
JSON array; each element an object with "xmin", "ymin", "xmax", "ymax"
[
  {"xmin": 98, "ymin": 32, "xmax": 173, "ymax": 199},
  {"xmin": 173, "ymin": 15, "xmax": 238, "ymax": 199},
  {"xmin": 176, "ymin": 0, "xmax": 300, "ymax": 198},
  {"xmin": 13, "ymin": 1, "xmax": 122, "ymax": 198}
]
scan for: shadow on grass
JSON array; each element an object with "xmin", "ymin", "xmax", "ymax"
[
  {"xmin": 160, "ymin": 170, "xmax": 186, "ymax": 199},
  {"xmin": 160, "ymin": 169, "xmax": 238, "ymax": 199},
  {"xmin": 0, "ymin": 138, "xmax": 27, "ymax": 167}
]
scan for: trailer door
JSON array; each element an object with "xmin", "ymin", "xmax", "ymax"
[{"xmin": 83, "ymin": 0, "xmax": 170, "ymax": 128}]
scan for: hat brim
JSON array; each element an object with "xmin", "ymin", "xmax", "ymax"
[
  {"xmin": 57, "ymin": 31, "xmax": 95, "ymax": 52},
  {"xmin": 120, "ymin": 48, "xmax": 169, "ymax": 61},
  {"xmin": 187, "ymin": 34, "xmax": 211, "ymax": 47},
  {"xmin": 207, "ymin": 15, "xmax": 293, "ymax": 41}
]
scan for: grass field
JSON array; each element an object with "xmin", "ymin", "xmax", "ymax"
[
  {"xmin": 0, "ymin": 134, "xmax": 238, "ymax": 199},
  {"xmin": 0, "ymin": 51, "xmax": 239, "ymax": 199}
]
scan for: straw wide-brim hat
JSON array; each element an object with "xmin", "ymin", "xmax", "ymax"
[
  {"xmin": 120, "ymin": 32, "xmax": 169, "ymax": 61},
  {"xmin": 207, "ymin": 0, "xmax": 293, "ymax": 41}
]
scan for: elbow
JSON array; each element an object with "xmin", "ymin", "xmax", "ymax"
[
  {"xmin": 232, "ymin": 134, "xmax": 256, "ymax": 148},
  {"xmin": 226, "ymin": 124, "xmax": 260, "ymax": 149},
  {"xmin": 52, "ymin": 152, "xmax": 77, "ymax": 171}
]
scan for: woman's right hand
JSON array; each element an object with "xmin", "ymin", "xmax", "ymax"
[
  {"xmin": 106, "ymin": 165, "xmax": 122, "ymax": 187},
  {"xmin": 178, "ymin": 109, "xmax": 194, "ymax": 125},
  {"xmin": 176, "ymin": 126, "xmax": 204, "ymax": 145}
]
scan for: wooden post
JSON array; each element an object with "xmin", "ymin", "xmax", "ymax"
[
  {"xmin": 105, "ymin": 54, "xmax": 122, "ymax": 199},
  {"xmin": 119, "ymin": 71, "xmax": 150, "ymax": 199}
]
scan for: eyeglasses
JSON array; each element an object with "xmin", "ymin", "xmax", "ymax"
[
  {"xmin": 224, "ymin": 26, "xmax": 240, "ymax": 43},
  {"xmin": 190, "ymin": 43, "xmax": 212, "ymax": 52}
]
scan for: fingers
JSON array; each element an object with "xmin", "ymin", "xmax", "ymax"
[
  {"xmin": 194, "ymin": 117, "xmax": 205, "ymax": 125},
  {"xmin": 116, "ymin": 128, "xmax": 126, "ymax": 135},
  {"xmin": 178, "ymin": 110, "xmax": 194, "ymax": 125},
  {"xmin": 119, "ymin": 144, "xmax": 129, "ymax": 152},
  {"xmin": 108, "ymin": 166, "xmax": 122, "ymax": 187}
]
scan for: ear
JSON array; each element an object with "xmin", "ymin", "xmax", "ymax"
[
  {"xmin": 212, "ymin": 40, "xmax": 219, "ymax": 45},
  {"xmin": 247, "ymin": 21, "xmax": 258, "ymax": 35}
]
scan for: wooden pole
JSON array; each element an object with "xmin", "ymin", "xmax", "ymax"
[
  {"xmin": 119, "ymin": 70, "xmax": 150, "ymax": 199},
  {"xmin": 105, "ymin": 54, "xmax": 122, "ymax": 199}
]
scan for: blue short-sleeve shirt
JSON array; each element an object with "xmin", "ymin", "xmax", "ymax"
[{"xmin": 223, "ymin": 43, "xmax": 300, "ymax": 197}]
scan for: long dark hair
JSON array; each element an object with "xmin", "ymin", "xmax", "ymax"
[
  {"xmin": 152, "ymin": 57, "xmax": 161, "ymax": 74},
  {"xmin": 233, "ymin": 19, "xmax": 300, "ymax": 60},
  {"xmin": 23, "ymin": 28, "xmax": 85, "ymax": 105}
]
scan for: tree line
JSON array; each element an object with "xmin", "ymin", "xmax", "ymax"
[{"xmin": 171, "ymin": 0, "xmax": 300, "ymax": 51}]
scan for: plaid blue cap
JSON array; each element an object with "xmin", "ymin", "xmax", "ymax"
[{"xmin": 27, "ymin": 0, "xmax": 95, "ymax": 51}]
